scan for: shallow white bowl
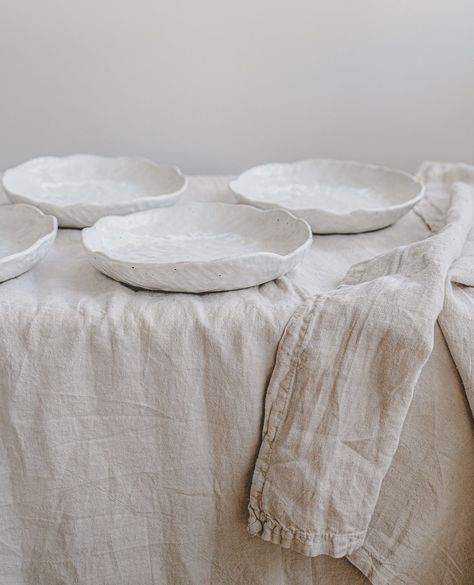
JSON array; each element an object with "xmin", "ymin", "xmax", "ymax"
[
  {"xmin": 82, "ymin": 203, "xmax": 312, "ymax": 292},
  {"xmin": 229, "ymin": 159, "xmax": 425, "ymax": 234},
  {"xmin": 0, "ymin": 204, "xmax": 57, "ymax": 282},
  {"xmin": 2, "ymin": 155, "xmax": 187, "ymax": 228}
]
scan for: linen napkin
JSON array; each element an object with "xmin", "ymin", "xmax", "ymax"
[
  {"xmin": 248, "ymin": 177, "xmax": 474, "ymax": 557},
  {"xmin": 415, "ymin": 162, "xmax": 474, "ymax": 416}
]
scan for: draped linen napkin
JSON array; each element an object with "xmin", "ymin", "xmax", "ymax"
[
  {"xmin": 415, "ymin": 162, "xmax": 474, "ymax": 416},
  {"xmin": 248, "ymin": 178, "xmax": 474, "ymax": 557}
]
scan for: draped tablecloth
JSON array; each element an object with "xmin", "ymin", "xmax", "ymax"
[{"xmin": 0, "ymin": 164, "xmax": 473, "ymax": 585}]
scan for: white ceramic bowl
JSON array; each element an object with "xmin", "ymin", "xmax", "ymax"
[
  {"xmin": 82, "ymin": 203, "xmax": 312, "ymax": 292},
  {"xmin": 229, "ymin": 159, "xmax": 425, "ymax": 233},
  {"xmin": 0, "ymin": 204, "xmax": 57, "ymax": 282},
  {"xmin": 2, "ymin": 155, "xmax": 187, "ymax": 228}
]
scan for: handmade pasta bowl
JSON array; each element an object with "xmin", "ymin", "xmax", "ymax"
[
  {"xmin": 229, "ymin": 159, "xmax": 425, "ymax": 234},
  {"xmin": 0, "ymin": 204, "xmax": 57, "ymax": 282},
  {"xmin": 2, "ymin": 155, "xmax": 187, "ymax": 228},
  {"xmin": 82, "ymin": 203, "xmax": 312, "ymax": 292}
]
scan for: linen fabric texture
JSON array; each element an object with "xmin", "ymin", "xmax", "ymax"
[
  {"xmin": 248, "ymin": 168, "xmax": 474, "ymax": 559},
  {"xmin": 0, "ymin": 164, "xmax": 473, "ymax": 585}
]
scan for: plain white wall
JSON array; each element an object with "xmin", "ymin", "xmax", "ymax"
[{"xmin": 1, "ymin": 0, "xmax": 473, "ymax": 174}]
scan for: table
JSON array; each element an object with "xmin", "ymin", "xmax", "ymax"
[{"xmin": 0, "ymin": 171, "xmax": 473, "ymax": 585}]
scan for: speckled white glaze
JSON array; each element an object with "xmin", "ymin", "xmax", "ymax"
[
  {"xmin": 0, "ymin": 204, "xmax": 57, "ymax": 282},
  {"xmin": 229, "ymin": 159, "xmax": 425, "ymax": 234},
  {"xmin": 82, "ymin": 203, "xmax": 312, "ymax": 292},
  {"xmin": 2, "ymin": 155, "xmax": 187, "ymax": 228}
]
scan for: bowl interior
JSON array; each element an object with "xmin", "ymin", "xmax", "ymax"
[
  {"xmin": 84, "ymin": 204, "xmax": 310, "ymax": 263},
  {"xmin": 0, "ymin": 205, "xmax": 54, "ymax": 258},
  {"xmin": 232, "ymin": 160, "xmax": 422, "ymax": 212},
  {"xmin": 3, "ymin": 156, "xmax": 185, "ymax": 205}
]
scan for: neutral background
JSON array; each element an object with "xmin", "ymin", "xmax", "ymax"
[{"xmin": 1, "ymin": 0, "xmax": 473, "ymax": 174}]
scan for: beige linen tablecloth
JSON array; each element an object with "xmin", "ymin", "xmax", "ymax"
[{"xmin": 0, "ymin": 164, "xmax": 473, "ymax": 585}]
